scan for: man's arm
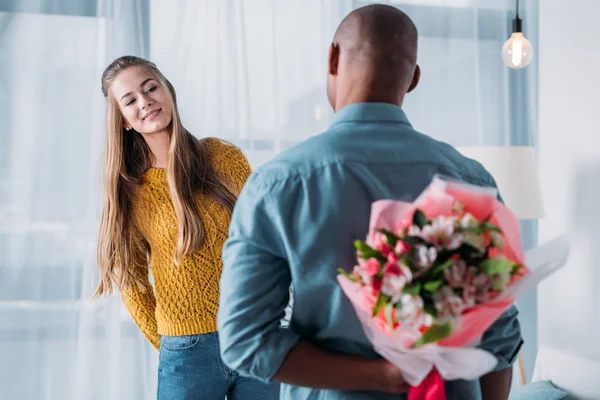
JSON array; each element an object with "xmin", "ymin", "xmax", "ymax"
[
  {"xmin": 479, "ymin": 368, "xmax": 513, "ymax": 400},
  {"xmin": 217, "ymin": 175, "xmax": 409, "ymax": 393},
  {"xmin": 478, "ymin": 305, "xmax": 523, "ymax": 400},
  {"xmin": 273, "ymin": 340, "xmax": 409, "ymax": 393}
]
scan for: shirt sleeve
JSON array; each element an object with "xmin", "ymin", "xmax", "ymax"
[
  {"xmin": 478, "ymin": 305, "xmax": 523, "ymax": 370},
  {"xmin": 217, "ymin": 175, "xmax": 301, "ymax": 381},
  {"xmin": 477, "ymin": 171, "xmax": 524, "ymax": 370},
  {"xmin": 207, "ymin": 138, "xmax": 252, "ymax": 196}
]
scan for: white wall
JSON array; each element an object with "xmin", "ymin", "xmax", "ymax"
[{"xmin": 537, "ymin": 1, "xmax": 600, "ymax": 398}]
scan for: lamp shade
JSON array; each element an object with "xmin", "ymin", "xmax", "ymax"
[{"xmin": 455, "ymin": 146, "xmax": 545, "ymax": 219}]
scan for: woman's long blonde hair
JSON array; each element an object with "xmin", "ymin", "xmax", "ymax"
[{"xmin": 95, "ymin": 55, "xmax": 237, "ymax": 296}]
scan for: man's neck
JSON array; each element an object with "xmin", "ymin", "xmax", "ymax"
[{"xmin": 334, "ymin": 87, "xmax": 404, "ymax": 113}]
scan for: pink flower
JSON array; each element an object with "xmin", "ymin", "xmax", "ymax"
[
  {"xmin": 387, "ymin": 252, "xmax": 398, "ymax": 265},
  {"xmin": 395, "ymin": 241, "xmax": 409, "ymax": 254},
  {"xmin": 443, "ymin": 260, "xmax": 468, "ymax": 288},
  {"xmin": 462, "ymin": 285, "xmax": 476, "ymax": 308},
  {"xmin": 353, "ymin": 265, "xmax": 372, "ymax": 285},
  {"xmin": 372, "ymin": 278, "xmax": 382, "ymax": 293},
  {"xmin": 463, "ymin": 268, "xmax": 492, "ymax": 305},
  {"xmin": 363, "ymin": 257, "xmax": 381, "ymax": 277},
  {"xmin": 381, "ymin": 260, "xmax": 413, "ymax": 300},
  {"xmin": 385, "ymin": 260, "xmax": 413, "ymax": 281},
  {"xmin": 370, "ymin": 232, "xmax": 393, "ymax": 256},
  {"xmin": 421, "ymin": 216, "xmax": 463, "ymax": 250},
  {"xmin": 385, "ymin": 262, "xmax": 401, "ymax": 276},
  {"xmin": 433, "ymin": 286, "xmax": 465, "ymax": 325},
  {"xmin": 370, "ymin": 232, "xmax": 386, "ymax": 248}
]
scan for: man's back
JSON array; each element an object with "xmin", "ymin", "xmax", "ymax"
[{"xmin": 218, "ymin": 103, "xmax": 522, "ymax": 400}]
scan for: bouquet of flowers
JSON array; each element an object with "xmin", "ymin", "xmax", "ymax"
[{"xmin": 337, "ymin": 176, "xmax": 569, "ymax": 400}]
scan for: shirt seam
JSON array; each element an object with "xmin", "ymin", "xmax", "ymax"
[
  {"xmin": 329, "ymin": 119, "xmax": 412, "ymax": 129},
  {"xmin": 255, "ymin": 160, "xmax": 493, "ymax": 191}
]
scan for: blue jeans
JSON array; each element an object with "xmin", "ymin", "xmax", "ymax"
[{"xmin": 158, "ymin": 332, "xmax": 279, "ymax": 400}]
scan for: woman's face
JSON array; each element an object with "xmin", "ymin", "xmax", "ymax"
[{"xmin": 110, "ymin": 67, "xmax": 173, "ymax": 135}]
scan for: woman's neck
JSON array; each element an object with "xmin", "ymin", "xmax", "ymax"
[{"xmin": 142, "ymin": 130, "xmax": 170, "ymax": 168}]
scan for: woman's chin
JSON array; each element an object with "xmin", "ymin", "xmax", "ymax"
[{"xmin": 139, "ymin": 120, "xmax": 171, "ymax": 135}]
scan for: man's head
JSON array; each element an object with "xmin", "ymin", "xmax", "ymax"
[{"xmin": 326, "ymin": 4, "xmax": 420, "ymax": 111}]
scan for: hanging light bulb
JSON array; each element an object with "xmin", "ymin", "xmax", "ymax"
[{"xmin": 502, "ymin": 0, "xmax": 534, "ymax": 69}]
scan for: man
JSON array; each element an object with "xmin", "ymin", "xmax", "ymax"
[{"xmin": 217, "ymin": 4, "xmax": 522, "ymax": 399}]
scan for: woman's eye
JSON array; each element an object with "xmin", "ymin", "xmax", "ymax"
[
  {"xmin": 145, "ymin": 86, "xmax": 157, "ymax": 94},
  {"xmin": 125, "ymin": 98, "xmax": 136, "ymax": 106}
]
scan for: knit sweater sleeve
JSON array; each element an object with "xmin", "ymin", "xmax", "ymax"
[
  {"xmin": 120, "ymin": 269, "xmax": 160, "ymax": 350},
  {"xmin": 206, "ymin": 138, "xmax": 252, "ymax": 195}
]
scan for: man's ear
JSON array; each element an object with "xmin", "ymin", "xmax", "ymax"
[
  {"xmin": 407, "ymin": 64, "xmax": 421, "ymax": 93},
  {"xmin": 328, "ymin": 42, "xmax": 340, "ymax": 76}
]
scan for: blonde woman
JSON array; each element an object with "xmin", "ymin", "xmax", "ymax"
[{"xmin": 94, "ymin": 55, "xmax": 279, "ymax": 400}]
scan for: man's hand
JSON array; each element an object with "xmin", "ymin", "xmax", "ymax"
[
  {"xmin": 273, "ymin": 340, "xmax": 410, "ymax": 393},
  {"xmin": 376, "ymin": 359, "xmax": 411, "ymax": 394}
]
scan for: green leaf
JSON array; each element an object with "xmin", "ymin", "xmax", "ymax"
[
  {"xmin": 372, "ymin": 293, "xmax": 390, "ymax": 317},
  {"xmin": 479, "ymin": 256, "xmax": 515, "ymax": 275},
  {"xmin": 337, "ymin": 268, "xmax": 361, "ymax": 283},
  {"xmin": 423, "ymin": 303, "xmax": 438, "ymax": 318},
  {"xmin": 431, "ymin": 259, "xmax": 453, "ymax": 275},
  {"xmin": 354, "ymin": 241, "xmax": 385, "ymax": 261},
  {"xmin": 413, "ymin": 209, "xmax": 428, "ymax": 229},
  {"xmin": 423, "ymin": 280, "xmax": 444, "ymax": 292},
  {"xmin": 378, "ymin": 228, "xmax": 400, "ymax": 247},
  {"xmin": 456, "ymin": 243, "xmax": 484, "ymax": 259},
  {"xmin": 480, "ymin": 222, "xmax": 502, "ymax": 233},
  {"xmin": 403, "ymin": 282, "xmax": 421, "ymax": 296},
  {"xmin": 456, "ymin": 226, "xmax": 482, "ymax": 234},
  {"xmin": 412, "ymin": 322, "xmax": 452, "ymax": 348},
  {"xmin": 395, "ymin": 300, "xmax": 403, "ymax": 310},
  {"xmin": 463, "ymin": 231, "xmax": 486, "ymax": 253},
  {"xmin": 385, "ymin": 303, "xmax": 395, "ymax": 331},
  {"xmin": 401, "ymin": 236, "xmax": 429, "ymax": 246}
]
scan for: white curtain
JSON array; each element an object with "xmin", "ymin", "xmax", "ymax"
[{"xmin": 1, "ymin": 1, "xmax": 536, "ymax": 399}]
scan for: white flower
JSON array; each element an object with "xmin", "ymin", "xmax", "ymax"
[
  {"xmin": 463, "ymin": 231, "xmax": 486, "ymax": 253},
  {"xmin": 491, "ymin": 269, "xmax": 511, "ymax": 291},
  {"xmin": 381, "ymin": 274, "xmax": 408, "ymax": 301},
  {"xmin": 459, "ymin": 212, "xmax": 478, "ymax": 229},
  {"xmin": 407, "ymin": 225, "xmax": 421, "ymax": 236},
  {"xmin": 413, "ymin": 245, "xmax": 438, "ymax": 269},
  {"xmin": 421, "ymin": 216, "xmax": 463, "ymax": 250},
  {"xmin": 396, "ymin": 294, "xmax": 425, "ymax": 327},
  {"xmin": 490, "ymin": 231, "xmax": 506, "ymax": 250},
  {"xmin": 452, "ymin": 201, "xmax": 465, "ymax": 214}
]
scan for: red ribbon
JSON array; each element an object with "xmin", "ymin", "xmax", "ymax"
[{"xmin": 408, "ymin": 369, "xmax": 447, "ymax": 400}]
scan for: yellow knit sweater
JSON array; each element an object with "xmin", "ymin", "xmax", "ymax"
[{"xmin": 121, "ymin": 138, "xmax": 251, "ymax": 350}]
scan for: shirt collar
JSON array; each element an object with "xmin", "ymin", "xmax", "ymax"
[{"xmin": 329, "ymin": 102, "xmax": 412, "ymax": 128}]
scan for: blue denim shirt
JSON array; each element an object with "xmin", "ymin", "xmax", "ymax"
[{"xmin": 218, "ymin": 103, "xmax": 523, "ymax": 400}]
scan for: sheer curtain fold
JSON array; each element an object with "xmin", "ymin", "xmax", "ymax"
[
  {"xmin": 1, "ymin": 0, "xmax": 536, "ymax": 398},
  {"xmin": 1, "ymin": 1, "xmax": 156, "ymax": 399}
]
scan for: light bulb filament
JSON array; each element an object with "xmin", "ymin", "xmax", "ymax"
[{"xmin": 512, "ymin": 37, "xmax": 523, "ymax": 66}]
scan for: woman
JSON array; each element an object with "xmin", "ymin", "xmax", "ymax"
[{"xmin": 94, "ymin": 55, "xmax": 279, "ymax": 400}]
